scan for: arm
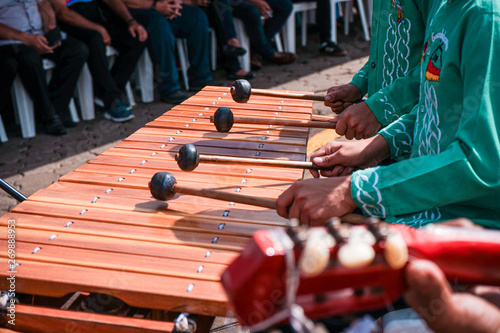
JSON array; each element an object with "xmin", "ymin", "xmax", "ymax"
[
  {"xmin": 52, "ymin": 0, "xmax": 111, "ymax": 44},
  {"xmin": 351, "ymin": 15, "xmax": 500, "ymax": 219},
  {"xmin": 365, "ymin": 64, "xmax": 422, "ymax": 126},
  {"xmin": 38, "ymin": 0, "xmax": 57, "ymax": 32},
  {"xmin": 0, "ymin": 22, "xmax": 55, "ymax": 54},
  {"xmin": 349, "ymin": 61, "xmax": 370, "ymax": 97},
  {"xmin": 122, "ymin": 0, "xmax": 181, "ymax": 20},
  {"xmin": 100, "ymin": 0, "xmax": 148, "ymax": 40}
]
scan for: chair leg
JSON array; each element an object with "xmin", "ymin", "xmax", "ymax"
[
  {"xmin": 137, "ymin": 50, "xmax": 154, "ymax": 103},
  {"xmin": 282, "ymin": 10, "xmax": 296, "ymax": 53},
  {"xmin": 176, "ymin": 39, "xmax": 190, "ymax": 91},
  {"xmin": 275, "ymin": 33, "xmax": 284, "ymax": 52},
  {"xmin": 11, "ymin": 76, "xmax": 35, "ymax": 138},
  {"xmin": 356, "ymin": 0, "xmax": 371, "ymax": 41},
  {"xmin": 234, "ymin": 18, "xmax": 251, "ymax": 72},
  {"xmin": 76, "ymin": 63, "xmax": 95, "ymax": 121},
  {"xmin": 344, "ymin": 2, "xmax": 352, "ymax": 35},
  {"xmin": 301, "ymin": 11, "xmax": 308, "ymax": 47},
  {"xmin": 330, "ymin": 0, "xmax": 338, "ymax": 43},
  {"xmin": 125, "ymin": 82, "xmax": 136, "ymax": 107},
  {"xmin": 69, "ymin": 99, "xmax": 80, "ymax": 123},
  {"xmin": 0, "ymin": 114, "xmax": 7, "ymax": 143},
  {"xmin": 209, "ymin": 28, "xmax": 217, "ymax": 71}
]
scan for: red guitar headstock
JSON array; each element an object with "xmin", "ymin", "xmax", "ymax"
[{"xmin": 222, "ymin": 219, "xmax": 500, "ymax": 330}]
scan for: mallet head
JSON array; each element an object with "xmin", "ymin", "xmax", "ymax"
[
  {"xmin": 231, "ymin": 79, "xmax": 252, "ymax": 103},
  {"xmin": 176, "ymin": 143, "xmax": 200, "ymax": 172},
  {"xmin": 149, "ymin": 171, "xmax": 177, "ymax": 201},
  {"xmin": 213, "ymin": 107, "xmax": 234, "ymax": 132}
]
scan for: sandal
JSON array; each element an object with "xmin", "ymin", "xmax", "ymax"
[{"xmin": 319, "ymin": 41, "xmax": 348, "ymax": 56}]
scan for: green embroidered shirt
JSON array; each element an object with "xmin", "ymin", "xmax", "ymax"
[
  {"xmin": 351, "ymin": 0, "xmax": 500, "ymax": 229},
  {"xmin": 350, "ymin": 0, "xmax": 431, "ymax": 126}
]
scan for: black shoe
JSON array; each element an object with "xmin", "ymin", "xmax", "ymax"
[
  {"xmin": 44, "ymin": 115, "xmax": 67, "ymax": 136},
  {"xmin": 189, "ymin": 80, "xmax": 214, "ymax": 92},
  {"xmin": 222, "ymin": 44, "xmax": 247, "ymax": 57},
  {"xmin": 319, "ymin": 41, "xmax": 347, "ymax": 56},
  {"xmin": 160, "ymin": 89, "xmax": 188, "ymax": 104},
  {"xmin": 226, "ymin": 71, "xmax": 257, "ymax": 80}
]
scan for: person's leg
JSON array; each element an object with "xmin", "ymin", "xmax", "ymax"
[
  {"xmin": 0, "ymin": 50, "xmax": 17, "ymax": 115},
  {"xmin": 144, "ymin": 10, "xmax": 182, "ymax": 95},
  {"xmin": 1, "ymin": 43, "xmax": 66, "ymax": 135},
  {"xmin": 170, "ymin": 5, "xmax": 213, "ymax": 89},
  {"xmin": 232, "ymin": 1, "xmax": 275, "ymax": 61},
  {"xmin": 60, "ymin": 25, "xmax": 122, "ymax": 108},
  {"xmin": 44, "ymin": 36, "xmax": 89, "ymax": 126},
  {"xmin": 263, "ymin": 0, "xmax": 292, "ymax": 40},
  {"xmin": 107, "ymin": 16, "xmax": 148, "ymax": 93},
  {"xmin": 316, "ymin": 0, "xmax": 331, "ymax": 43}
]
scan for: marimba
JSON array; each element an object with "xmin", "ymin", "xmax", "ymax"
[{"xmin": 0, "ymin": 86, "xmax": 318, "ymax": 332}]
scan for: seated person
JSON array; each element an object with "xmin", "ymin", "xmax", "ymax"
[
  {"xmin": 123, "ymin": 0, "xmax": 213, "ymax": 103},
  {"xmin": 276, "ymin": 0, "xmax": 500, "ymax": 229},
  {"xmin": 0, "ymin": 0, "xmax": 88, "ymax": 135},
  {"xmin": 187, "ymin": 0, "xmax": 256, "ymax": 80},
  {"xmin": 54, "ymin": 0, "xmax": 148, "ymax": 122},
  {"xmin": 323, "ymin": 0, "xmax": 432, "ymax": 140},
  {"xmin": 232, "ymin": 0, "xmax": 297, "ymax": 69}
]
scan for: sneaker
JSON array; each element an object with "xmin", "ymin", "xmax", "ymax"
[
  {"xmin": 319, "ymin": 41, "xmax": 347, "ymax": 56},
  {"xmin": 160, "ymin": 89, "xmax": 188, "ymax": 104},
  {"xmin": 104, "ymin": 100, "xmax": 135, "ymax": 122},
  {"xmin": 44, "ymin": 115, "xmax": 67, "ymax": 136}
]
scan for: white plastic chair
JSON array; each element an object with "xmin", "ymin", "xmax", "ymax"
[
  {"xmin": 10, "ymin": 58, "xmax": 91, "ymax": 138},
  {"xmin": 283, "ymin": 1, "xmax": 318, "ymax": 53},
  {"xmin": 330, "ymin": 0, "xmax": 370, "ymax": 42}
]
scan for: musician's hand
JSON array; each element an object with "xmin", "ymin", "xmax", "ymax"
[
  {"xmin": 309, "ymin": 134, "xmax": 390, "ymax": 178},
  {"xmin": 324, "ymin": 84, "xmax": 362, "ymax": 114},
  {"xmin": 331, "ymin": 102, "xmax": 382, "ymax": 140},
  {"xmin": 276, "ymin": 176, "xmax": 357, "ymax": 226},
  {"xmin": 405, "ymin": 260, "xmax": 500, "ymax": 333}
]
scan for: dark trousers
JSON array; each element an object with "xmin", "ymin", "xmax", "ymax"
[
  {"xmin": 0, "ymin": 36, "xmax": 88, "ymax": 122},
  {"xmin": 65, "ymin": 5, "xmax": 148, "ymax": 106},
  {"xmin": 0, "ymin": 55, "xmax": 17, "ymax": 115},
  {"xmin": 144, "ymin": 6, "xmax": 212, "ymax": 94},
  {"xmin": 232, "ymin": 0, "xmax": 293, "ymax": 60}
]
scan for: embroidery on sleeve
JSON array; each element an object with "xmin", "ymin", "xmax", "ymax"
[
  {"xmin": 380, "ymin": 121, "xmax": 413, "ymax": 157},
  {"xmin": 353, "ymin": 168, "xmax": 387, "ymax": 218}
]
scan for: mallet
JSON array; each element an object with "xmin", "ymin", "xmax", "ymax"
[
  {"xmin": 231, "ymin": 79, "xmax": 325, "ymax": 103},
  {"xmin": 210, "ymin": 107, "xmax": 336, "ymax": 132},
  {"xmin": 175, "ymin": 143, "xmax": 324, "ymax": 172},
  {"xmin": 149, "ymin": 171, "xmax": 368, "ymax": 225}
]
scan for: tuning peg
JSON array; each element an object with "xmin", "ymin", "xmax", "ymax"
[
  {"xmin": 384, "ymin": 232, "xmax": 408, "ymax": 270},
  {"xmin": 337, "ymin": 242, "xmax": 376, "ymax": 269},
  {"xmin": 298, "ymin": 228, "xmax": 335, "ymax": 277}
]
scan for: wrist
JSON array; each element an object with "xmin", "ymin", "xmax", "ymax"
[
  {"xmin": 371, "ymin": 134, "xmax": 391, "ymax": 163},
  {"xmin": 126, "ymin": 18, "xmax": 136, "ymax": 25},
  {"xmin": 348, "ymin": 83, "xmax": 363, "ymax": 100}
]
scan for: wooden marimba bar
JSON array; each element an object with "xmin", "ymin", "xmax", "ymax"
[{"xmin": 0, "ymin": 86, "xmax": 318, "ymax": 332}]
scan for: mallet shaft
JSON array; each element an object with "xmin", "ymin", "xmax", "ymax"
[
  {"xmin": 173, "ymin": 183, "xmax": 277, "ymax": 209},
  {"xmin": 250, "ymin": 88, "xmax": 325, "ymax": 101},
  {"xmin": 175, "ymin": 153, "xmax": 322, "ymax": 169},
  {"xmin": 172, "ymin": 182, "xmax": 367, "ymax": 224},
  {"xmin": 210, "ymin": 116, "xmax": 336, "ymax": 129}
]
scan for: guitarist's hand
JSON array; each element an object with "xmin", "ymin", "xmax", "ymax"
[{"xmin": 405, "ymin": 260, "xmax": 500, "ymax": 333}]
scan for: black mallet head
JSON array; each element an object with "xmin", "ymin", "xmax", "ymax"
[
  {"xmin": 176, "ymin": 143, "xmax": 200, "ymax": 172},
  {"xmin": 231, "ymin": 79, "xmax": 252, "ymax": 103},
  {"xmin": 149, "ymin": 171, "xmax": 177, "ymax": 201},
  {"xmin": 213, "ymin": 107, "xmax": 234, "ymax": 132}
]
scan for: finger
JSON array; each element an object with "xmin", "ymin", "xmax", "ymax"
[
  {"xmin": 287, "ymin": 199, "xmax": 301, "ymax": 221},
  {"xmin": 40, "ymin": 36, "xmax": 49, "ymax": 45},
  {"xmin": 340, "ymin": 167, "xmax": 355, "ymax": 176},
  {"xmin": 309, "ymin": 168, "xmax": 320, "ymax": 178},
  {"xmin": 331, "ymin": 165, "xmax": 345, "ymax": 177},
  {"xmin": 355, "ymin": 130, "xmax": 363, "ymax": 140},
  {"xmin": 129, "ymin": 27, "xmax": 137, "ymax": 38},
  {"xmin": 300, "ymin": 210, "xmax": 311, "ymax": 227},
  {"xmin": 345, "ymin": 126, "xmax": 355, "ymax": 140},
  {"xmin": 276, "ymin": 186, "xmax": 295, "ymax": 218},
  {"xmin": 335, "ymin": 115, "xmax": 347, "ymax": 136}
]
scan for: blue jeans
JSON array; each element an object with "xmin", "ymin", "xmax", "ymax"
[
  {"xmin": 144, "ymin": 6, "xmax": 212, "ymax": 93},
  {"xmin": 232, "ymin": 0, "xmax": 293, "ymax": 60}
]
